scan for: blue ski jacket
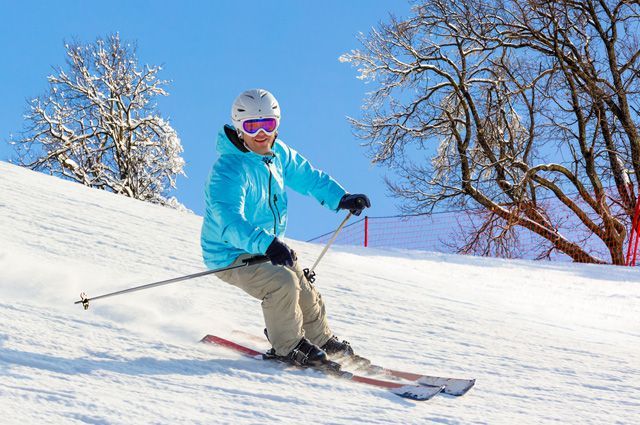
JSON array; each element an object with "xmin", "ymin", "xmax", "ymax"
[{"xmin": 201, "ymin": 125, "xmax": 347, "ymax": 269}]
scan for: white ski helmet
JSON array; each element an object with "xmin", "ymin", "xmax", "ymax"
[{"xmin": 231, "ymin": 89, "xmax": 281, "ymax": 133}]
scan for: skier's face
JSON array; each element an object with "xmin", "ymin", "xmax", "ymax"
[{"xmin": 242, "ymin": 130, "xmax": 275, "ymax": 155}]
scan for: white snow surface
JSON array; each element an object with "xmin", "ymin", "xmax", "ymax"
[{"xmin": 1, "ymin": 160, "xmax": 639, "ymax": 424}]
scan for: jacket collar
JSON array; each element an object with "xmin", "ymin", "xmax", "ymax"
[{"xmin": 223, "ymin": 125, "xmax": 249, "ymax": 153}]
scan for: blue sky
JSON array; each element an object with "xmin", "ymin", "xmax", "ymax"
[{"xmin": 0, "ymin": 1, "xmax": 413, "ymax": 241}]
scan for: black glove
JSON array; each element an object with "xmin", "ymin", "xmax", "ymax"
[
  {"xmin": 338, "ymin": 193, "xmax": 371, "ymax": 216},
  {"xmin": 265, "ymin": 237, "xmax": 297, "ymax": 267}
]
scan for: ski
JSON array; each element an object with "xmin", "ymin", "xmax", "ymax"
[
  {"xmin": 343, "ymin": 357, "xmax": 475, "ymax": 397},
  {"xmin": 230, "ymin": 330, "xmax": 475, "ymax": 396},
  {"xmin": 201, "ymin": 334, "xmax": 444, "ymax": 401}
]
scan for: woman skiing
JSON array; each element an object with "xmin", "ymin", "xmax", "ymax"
[{"xmin": 201, "ymin": 88, "xmax": 370, "ymax": 366}]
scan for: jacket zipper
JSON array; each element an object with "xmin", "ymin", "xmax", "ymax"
[
  {"xmin": 274, "ymin": 194, "xmax": 282, "ymax": 224},
  {"xmin": 264, "ymin": 157, "xmax": 278, "ymax": 234}
]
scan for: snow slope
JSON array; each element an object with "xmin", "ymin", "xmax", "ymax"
[{"xmin": 1, "ymin": 160, "xmax": 639, "ymax": 424}]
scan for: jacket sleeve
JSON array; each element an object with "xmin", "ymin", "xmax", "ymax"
[
  {"xmin": 277, "ymin": 141, "xmax": 347, "ymax": 211},
  {"xmin": 204, "ymin": 161, "xmax": 274, "ymax": 254}
]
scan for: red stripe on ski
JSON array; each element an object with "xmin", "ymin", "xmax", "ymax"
[
  {"xmin": 201, "ymin": 334, "xmax": 262, "ymax": 357},
  {"xmin": 381, "ymin": 369, "xmax": 422, "ymax": 381},
  {"xmin": 349, "ymin": 374, "xmax": 411, "ymax": 389}
]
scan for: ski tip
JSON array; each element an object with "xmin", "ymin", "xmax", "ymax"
[
  {"xmin": 390, "ymin": 384, "xmax": 444, "ymax": 401},
  {"xmin": 201, "ymin": 334, "xmax": 217, "ymax": 344},
  {"xmin": 443, "ymin": 379, "xmax": 475, "ymax": 397},
  {"xmin": 416, "ymin": 376, "xmax": 476, "ymax": 397}
]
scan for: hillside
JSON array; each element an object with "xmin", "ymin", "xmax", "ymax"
[{"xmin": 0, "ymin": 161, "xmax": 638, "ymax": 424}]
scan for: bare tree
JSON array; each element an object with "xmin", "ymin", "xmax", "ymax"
[
  {"xmin": 341, "ymin": 0, "xmax": 640, "ymax": 264},
  {"xmin": 12, "ymin": 33, "xmax": 185, "ymax": 208}
]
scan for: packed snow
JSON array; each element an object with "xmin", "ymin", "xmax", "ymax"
[{"xmin": 1, "ymin": 160, "xmax": 639, "ymax": 424}]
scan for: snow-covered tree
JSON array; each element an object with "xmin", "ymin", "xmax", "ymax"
[
  {"xmin": 12, "ymin": 33, "xmax": 185, "ymax": 208},
  {"xmin": 341, "ymin": 0, "xmax": 640, "ymax": 264}
]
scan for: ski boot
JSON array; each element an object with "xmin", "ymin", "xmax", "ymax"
[
  {"xmin": 321, "ymin": 335, "xmax": 371, "ymax": 368},
  {"xmin": 321, "ymin": 335, "xmax": 354, "ymax": 357},
  {"xmin": 286, "ymin": 337, "xmax": 328, "ymax": 367},
  {"xmin": 264, "ymin": 337, "xmax": 343, "ymax": 374},
  {"xmin": 263, "ymin": 329, "xmax": 327, "ymax": 366}
]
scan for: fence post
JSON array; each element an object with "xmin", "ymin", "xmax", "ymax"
[
  {"xmin": 627, "ymin": 193, "xmax": 640, "ymax": 266},
  {"xmin": 364, "ymin": 216, "xmax": 369, "ymax": 247},
  {"xmin": 632, "ymin": 223, "xmax": 640, "ymax": 266}
]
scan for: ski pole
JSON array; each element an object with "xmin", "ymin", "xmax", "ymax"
[
  {"xmin": 75, "ymin": 255, "xmax": 269, "ymax": 310},
  {"xmin": 304, "ymin": 212, "xmax": 353, "ymax": 283}
]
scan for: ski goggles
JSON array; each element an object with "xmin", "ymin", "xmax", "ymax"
[{"xmin": 241, "ymin": 117, "xmax": 279, "ymax": 136}]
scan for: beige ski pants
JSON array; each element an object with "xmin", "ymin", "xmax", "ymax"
[{"xmin": 216, "ymin": 254, "xmax": 333, "ymax": 356}]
